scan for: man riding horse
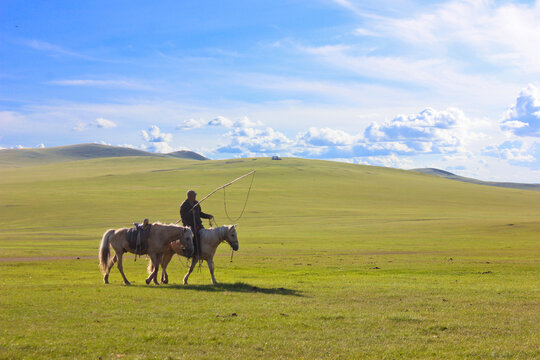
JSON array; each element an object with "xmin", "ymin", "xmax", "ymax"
[{"xmin": 180, "ymin": 190, "xmax": 213, "ymax": 256}]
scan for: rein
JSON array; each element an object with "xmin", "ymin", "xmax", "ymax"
[{"xmin": 214, "ymin": 225, "xmax": 236, "ymax": 263}]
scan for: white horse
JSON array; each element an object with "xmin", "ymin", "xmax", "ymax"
[{"xmin": 154, "ymin": 225, "xmax": 239, "ymax": 285}]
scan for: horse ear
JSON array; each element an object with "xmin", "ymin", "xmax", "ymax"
[{"xmin": 233, "ymin": 224, "xmax": 238, "ymax": 229}]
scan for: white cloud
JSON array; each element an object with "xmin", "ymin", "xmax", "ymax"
[
  {"xmin": 212, "ymin": 106, "xmax": 483, "ymax": 160},
  {"xmin": 0, "ymin": 145, "xmax": 30, "ymax": 150},
  {"xmin": 140, "ymin": 125, "xmax": 181, "ymax": 153},
  {"xmin": 483, "ymin": 140, "xmax": 538, "ymax": 165},
  {"xmin": 49, "ymin": 79, "xmax": 154, "ymax": 91},
  {"xmin": 23, "ymin": 39, "xmax": 84, "ymax": 58},
  {"xmin": 176, "ymin": 118, "xmax": 205, "ymax": 130},
  {"xmin": 139, "ymin": 141, "xmax": 192, "ymax": 154},
  {"xmin": 299, "ymin": 44, "xmax": 470, "ymax": 90},
  {"xmin": 329, "ymin": 0, "xmax": 379, "ymax": 17},
  {"xmin": 298, "ymin": 127, "xmax": 357, "ymax": 146},
  {"xmin": 233, "ymin": 116, "xmax": 263, "ymax": 128},
  {"xmin": 355, "ymin": 0, "xmax": 540, "ymax": 72},
  {"xmin": 141, "ymin": 125, "xmax": 172, "ymax": 143},
  {"xmin": 364, "ymin": 107, "xmax": 473, "ymax": 154},
  {"xmin": 142, "ymin": 142, "xmax": 175, "ymax": 153},
  {"xmin": 208, "ymin": 116, "xmax": 234, "ymax": 128},
  {"xmin": 443, "ymin": 152, "xmax": 473, "ymax": 162},
  {"xmin": 72, "ymin": 118, "xmax": 117, "ymax": 131},
  {"xmin": 293, "ymin": 0, "xmax": 540, "ymax": 112},
  {"xmin": 216, "ymin": 127, "xmax": 292, "ymax": 154},
  {"xmin": 73, "ymin": 122, "xmax": 87, "ymax": 131},
  {"xmin": 354, "ymin": 28, "xmax": 378, "ymax": 37},
  {"xmin": 93, "ymin": 118, "xmax": 117, "ymax": 128},
  {"xmin": 178, "ymin": 116, "xmax": 263, "ymax": 130},
  {"xmin": 231, "ymin": 72, "xmax": 419, "ymax": 106},
  {"xmin": 500, "ymin": 84, "xmax": 540, "ymax": 137}
]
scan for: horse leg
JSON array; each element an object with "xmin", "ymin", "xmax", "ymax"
[
  {"xmin": 183, "ymin": 256, "xmax": 197, "ymax": 285},
  {"xmin": 152, "ymin": 256, "xmax": 160, "ymax": 285},
  {"xmin": 161, "ymin": 267, "xmax": 168, "ymax": 284},
  {"xmin": 103, "ymin": 254, "xmax": 117, "ymax": 284},
  {"xmin": 207, "ymin": 258, "xmax": 218, "ymax": 285},
  {"xmin": 116, "ymin": 252, "xmax": 131, "ymax": 285},
  {"xmin": 146, "ymin": 254, "xmax": 160, "ymax": 285},
  {"xmin": 160, "ymin": 250, "xmax": 173, "ymax": 284}
]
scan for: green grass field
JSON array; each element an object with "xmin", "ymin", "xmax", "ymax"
[{"xmin": 1, "ymin": 156, "xmax": 539, "ymax": 359}]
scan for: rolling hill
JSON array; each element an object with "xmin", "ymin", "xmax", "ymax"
[
  {"xmin": 0, "ymin": 143, "xmax": 208, "ymax": 167},
  {"xmin": 412, "ymin": 167, "xmax": 540, "ymax": 191},
  {"xmin": 166, "ymin": 150, "xmax": 208, "ymax": 160}
]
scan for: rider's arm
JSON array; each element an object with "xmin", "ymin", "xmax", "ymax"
[{"xmin": 200, "ymin": 207, "xmax": 213, "ymax": 219}]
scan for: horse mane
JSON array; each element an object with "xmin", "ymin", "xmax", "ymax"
[
  {"xmin": 218, "ymin": 226, "xmax": 227, "ymax": 238},
  {"xmin": 200, "ymin": 225, "xmax": 233, "ymax": 240}
]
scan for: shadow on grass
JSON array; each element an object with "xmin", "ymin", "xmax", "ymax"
[{"xmin": 146, "ymin": 282, "xmax": 304, "ymax": 297}]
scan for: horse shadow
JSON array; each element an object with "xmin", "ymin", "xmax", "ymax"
[{"xmin": 150, "ymin": 282, "xmax": 304, "ymax": 297}]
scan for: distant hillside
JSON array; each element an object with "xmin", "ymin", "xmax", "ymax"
[
  {"xmin": 0, "ymin": 143, "xmax": 207, "ymax": 167},
  {"xmin": 167, "ymin": 150, "xmax": 208, "ymax": 160},
  {"xmin": 411, "ymin": 168, "xmax": 540, "ymax": 192}
]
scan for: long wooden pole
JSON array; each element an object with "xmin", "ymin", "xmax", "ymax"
[{"xmin": 175, "ymin": 170, "xmax": 256, "ymax": 224}]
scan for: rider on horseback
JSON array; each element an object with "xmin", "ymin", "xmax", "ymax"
[{"xmin": 180, "ymin": 190, "xmax": 213, "ymax": 256}]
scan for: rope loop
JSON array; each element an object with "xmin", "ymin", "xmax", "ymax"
[{"xmin": 223, "ymin": 170, "xmax": 255, "ymax": 223}]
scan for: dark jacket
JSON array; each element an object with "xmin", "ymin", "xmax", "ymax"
[{"xmin": 180, "ymin": 199, "xmax": 212, "ymax": 231}]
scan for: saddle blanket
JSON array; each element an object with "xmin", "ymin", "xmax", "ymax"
[{"xmin": 126, "ymin": 225, "xmax": 151, "ymax": 254}]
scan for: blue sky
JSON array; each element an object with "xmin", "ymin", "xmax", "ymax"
[{"xmin": 1, "ymin": 0, "xmax": 540, "ymax": 181}]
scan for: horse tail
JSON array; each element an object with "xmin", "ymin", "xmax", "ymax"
[{"xmin": 99, "ymin": 229, "xmax": 115, "ymax": 273}]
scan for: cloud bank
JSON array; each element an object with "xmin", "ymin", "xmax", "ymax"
[
  {"xmin": 206, "ymin": 107, "xmax": 478, "ymax": 161},
  {"xmin": 500, "ymin": 84, "xmax": 540, "ymax": 137}
]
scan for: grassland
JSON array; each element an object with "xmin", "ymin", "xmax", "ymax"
[{"xmin": 0, "ymin": 156, "xmax": 539, "ymax": 359}]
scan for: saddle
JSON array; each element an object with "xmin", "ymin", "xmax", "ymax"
[{"xmin": 126, "ymin": 220, "xmax": 152, "ymax": 255}]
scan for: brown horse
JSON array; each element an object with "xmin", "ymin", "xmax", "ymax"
[
  {"xmin": 99, "ymin": 222, "xmax": 193, "ymax": 285},
  {"xmin": 153, "ymin": 225, "xmax": 239, "ymax": 285}
]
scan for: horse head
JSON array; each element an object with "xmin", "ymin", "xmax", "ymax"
[
  {"xmin": 180, "ymin": 226, "xmax": 194, "ymax": 257},
  {"xmin": 225, "ymin": 224, "xmax": 239, "ymax": 251}
]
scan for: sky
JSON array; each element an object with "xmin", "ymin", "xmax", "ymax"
[{"xmin": 1, "ymin": 0, "xmax": 540, "ymax": 182}]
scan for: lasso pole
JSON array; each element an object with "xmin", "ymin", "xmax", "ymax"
[{"xmin": 175, "ymin": 169, "xmax": 256, "ymax": 224}]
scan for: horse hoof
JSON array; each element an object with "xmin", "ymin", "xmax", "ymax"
[
  {"xmin": 124, "ymin": 281, "xmax": 131, "ymax": 286},
  {"xmin": 145, "ymin": 279, "xmax": 151, "ymax": 285}
]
